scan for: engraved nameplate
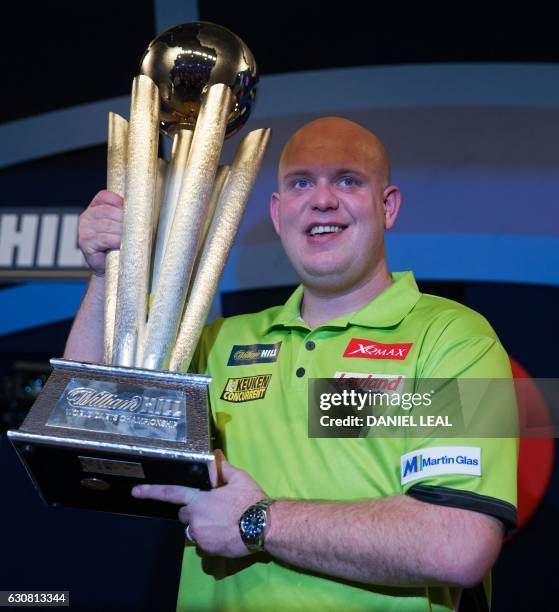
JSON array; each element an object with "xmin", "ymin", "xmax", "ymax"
[
  {"xmin": 79, "ymin": 456, "xmax": 146, "ymax": 478},
  {"xmin": 47, "ymin": 378, "xmax": 187, "ymax": 442}
]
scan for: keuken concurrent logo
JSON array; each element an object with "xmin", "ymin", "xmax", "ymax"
[{"xmin": 220, "ymin": 375, "xmax": 272, "ymax": 403}]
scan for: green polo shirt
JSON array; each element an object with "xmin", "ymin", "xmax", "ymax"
[{"xmin": 177, "ymin": 271, "xmax": 518, "ymax": 611}]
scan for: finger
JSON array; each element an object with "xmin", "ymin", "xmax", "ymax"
[
  {"xmin": 81, "ymin": 218, "xmax": 123, "ymax": 236},
  {"xmin": 86, "ymin": 204, "xmax": 125, "ymax": 223},
  {"xmin": 80, "ymin": 232, "xmax": 122, "ymax": 253},
  {"xmin": 85, "ymin": 220, "xmax": 123, "ymax": 237},
  {"xmin": 178, "ymin": 505, "xmax": 190, "ymax": 524},
  {"xmin": 211, "ymin": 449, "xmax": 238, "ymax": 486},
  {"xmin": 131, "ymin": 484, "xmax": 201, "ymax": 505},
  {"xmin": 89, "ymin": 190, "xmax": 124, "ymax": 209},
  {"xmin": 208, "ymin": 450, "xmax": 221, "ymax": 487},
  {"xmin": 86, "ymin": 253, "xmax": 108, "ymax": 275}
]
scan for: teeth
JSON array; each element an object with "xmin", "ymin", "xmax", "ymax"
[{"xmin": 309, "ymin": 225, "xmax": 343, "ymax": 236}]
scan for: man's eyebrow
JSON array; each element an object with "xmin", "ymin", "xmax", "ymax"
[
  {"xmin": 283, "ymin": 170, "xmax": 314, "ymax": 181},
  {"xmin": 333, "ymin": 168, "xmax": 368, "ymax": 178},
  {"xmin": 283, "ymin": 168, "xmax": 367, "ymax": 178}
]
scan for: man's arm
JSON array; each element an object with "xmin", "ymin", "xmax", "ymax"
[
  {"xmin": 63, "ymin": 190, "xmax": 123, "ymax": 363},
  {"xmin": 63, "ymin": 274, "xmax": 106, "ymax": 362},
  {"xmin": 265, "ymin": 496, "xmax": 502, "ymax": 588},
  {"xmin": 132, "ymin": 453, "xmax": 503, "ymax": 589}
]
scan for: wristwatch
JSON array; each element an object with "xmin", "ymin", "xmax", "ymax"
[{"xmin": 239, "ymin": 498, "xmax": 274, "ymax": 552}]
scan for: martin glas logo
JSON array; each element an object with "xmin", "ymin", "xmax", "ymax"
[
  {"xmin": 343, "ymin": 339, "xmax": 413, "ymax": 360},
  {"xmin": 400, "ymin": 446, "xmax": 481, "ymax": 485}
]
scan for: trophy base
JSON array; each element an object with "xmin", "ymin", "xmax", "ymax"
[
  {"xmin": 9, "ymin": 432, "xmax": 213, "ymax": 520},
  {"xmin": 7, "ymin": 358, "xmax": 214, "ymax": 520}
]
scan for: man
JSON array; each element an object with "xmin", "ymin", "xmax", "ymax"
[{"xmin": 65, "ymin": 117, "xmax": 517, "ymax": 611}]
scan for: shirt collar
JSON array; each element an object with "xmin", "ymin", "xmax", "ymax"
[
  {"xmin": 263, "ymin": 271, "xmax": 421, "ymax": 333},
  {"xmin": 264, "ymin": 284, "xmax": 307, "ymax": 333}
]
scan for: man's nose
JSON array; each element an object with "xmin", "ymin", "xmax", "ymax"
[{"xmin": 312, "ymin": 182, "xmax": 339, "ymax": 211}]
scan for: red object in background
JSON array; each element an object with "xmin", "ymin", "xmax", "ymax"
[{"xmin": 510, "ymin": 357, "xmax": 555, "ymax": 532}]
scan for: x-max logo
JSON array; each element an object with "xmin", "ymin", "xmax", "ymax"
[{"xmin": 343, "ymin": 339, "xmax": 413, "ymax": 360}]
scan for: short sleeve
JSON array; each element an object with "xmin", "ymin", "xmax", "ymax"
[{"xmin": 404, "ymin": 311, "xmax": 518, "ymax": 533}]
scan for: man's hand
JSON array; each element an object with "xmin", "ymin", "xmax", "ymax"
[
  {"xmin": 79, "ymin": 190, "xmax": 123, "ymax": 275},
  {"xmin": 63, "ymin": 189, "xmax": 123, "ymax": 361},
  {"xmin": 131, "ymin": 451, "xmax": 267, "ymax": 557}
]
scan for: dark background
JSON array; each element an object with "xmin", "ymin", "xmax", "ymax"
[{"xmin": 1, "ymin": 2, "xmax": 558, "ymax": 610}]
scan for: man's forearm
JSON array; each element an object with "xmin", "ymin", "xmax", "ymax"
[
  {"xmin": 130, "ymin": 458, "xmax": 505, "ymax": 589},
  {"xmin": 265, "ymin": 495, "xmax": 503, "ymax": 588},
  {"xmin": 63, "ymin": 274, "xmax": 105, "ymax": 363}
]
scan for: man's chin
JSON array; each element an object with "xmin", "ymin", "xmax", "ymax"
[{"xmin": 298, "ymin": 266, "xmax": 353, "ymax": 293}]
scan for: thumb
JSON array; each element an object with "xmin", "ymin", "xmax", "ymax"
[{"xmin": 210, "ymin": 449, "xmax": 238, "ymax": 487}]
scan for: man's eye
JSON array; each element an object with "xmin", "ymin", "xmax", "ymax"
[
  {"xmin": 294, "ymin": 179, "xmax": 311, "ymax": 189},
  {"xmin": 338, "ymin": 176, "xmax": 356, "ymax": 187}
]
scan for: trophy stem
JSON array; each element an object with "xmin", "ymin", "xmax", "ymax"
[
  {"xmin": 150, "ymin": 129, "xmax": 193, "ymax": 294},
  {"xmin": 103, "ymin": 113, "xmax": 128, "ymax": 365},
  {"xmin": 182, "ymin": 164, "xmax": 231, "ymax": 318},
  {"xmin": 139, "ymin": 84, "xmax": 233, "ymax": 371},
  {"xmin": 153, "ymin": 158, "xmax": 169, "ymax": 241},
  {"xmin": 112, "ymin": 75, "xmax": 160, "ymax": 368},
  {"xmin": 169, "ymin": 127, "xmax": 271, "ymax": 372},
  {"xmin": 199, "ymin": 164, "xmax": 231, "ymax": 254}
]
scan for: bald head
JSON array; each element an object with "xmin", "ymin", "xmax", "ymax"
[{"xmin": 278, "ymin": 117, "xmax": 391, "ymax": 189}]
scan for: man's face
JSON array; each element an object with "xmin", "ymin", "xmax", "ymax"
[{"xmin": 270, "ymin": 122, "xmax": 398, "ymax": 294}]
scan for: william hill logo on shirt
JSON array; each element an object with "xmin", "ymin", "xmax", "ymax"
[
  {"xmin": 343, "ymin": 338, "xmax": 413, "ymax": 360},
  {"xmin": 400, "ymin": 446, "xmax": 481, "ymax": 485},
  {"xmin": 227, "ymin": 342, "xmax": 282, "ymax": 366},
  {"xmin": 220, "ymin": 375, "xmax": 272, "ymax": 403}
]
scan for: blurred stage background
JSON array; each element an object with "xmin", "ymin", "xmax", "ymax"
[{"xmin": 1, "ymin": 1, "xmax": 558, "ymax": 610}]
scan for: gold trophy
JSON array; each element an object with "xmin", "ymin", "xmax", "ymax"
[{"xmin": 8, "ymin": 22, "xmax": 271, "ymax": 520}]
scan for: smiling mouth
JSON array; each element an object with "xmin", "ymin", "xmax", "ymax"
[{"xmin": 307, "ymin": 224, "xmax": 347, "ymax": 236}]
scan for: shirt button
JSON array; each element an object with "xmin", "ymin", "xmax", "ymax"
[
  {"xmin": 305, "ymin": 341, "xmax": 315, "ymax": 351},
  {"xmin": 296, "ymin": 367, "xmax": 306, "ymax": 377}
]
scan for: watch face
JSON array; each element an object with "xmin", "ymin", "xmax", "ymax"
[{"xmin": 241, "ymin": 507, "xmax": 266, "ymax": 540}]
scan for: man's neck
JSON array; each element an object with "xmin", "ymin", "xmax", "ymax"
[{"xmin": 301, "ymin": 266, "xmax": 393, "ymax": 329}]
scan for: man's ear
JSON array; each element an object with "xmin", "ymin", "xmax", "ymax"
[
  {"xmin": 270, "ymin": 192, "xmax": 281, "ymax": 236},
  {"xmin": 383, "ymin": 185, "xmax": 402, "ymax": 230}
]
